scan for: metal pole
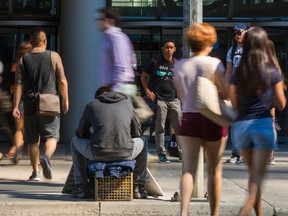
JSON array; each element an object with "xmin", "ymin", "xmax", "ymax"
[{"xmin": 183, "ymin": 0, "xmax": 204, "ymax": 199}]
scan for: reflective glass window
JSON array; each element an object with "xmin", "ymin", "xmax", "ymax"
[
  {"xmin": 110, "ymin": 0, "xmax": 288, "ymax": 21},
  {"xmin": 0, "ymin": 0, "xmax": 59, "ymax": 18}
]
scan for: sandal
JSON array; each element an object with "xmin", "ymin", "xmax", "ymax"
[
  {"xmin": 4, "ymin": 145, "xmax": 16, "ymax": 157},
  {"xmin": 12, "ymin": 146, "xmax": 23, "ymax": 165}
]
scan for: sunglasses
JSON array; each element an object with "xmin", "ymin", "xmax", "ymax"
[{"xmin": 233, "ymin": 31, "xmax": 243, "ymax": 37}]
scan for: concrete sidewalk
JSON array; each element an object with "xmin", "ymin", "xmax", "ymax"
[{"xmin": 0, "ymin": 140, "xmax": 288, "ymax": 216}]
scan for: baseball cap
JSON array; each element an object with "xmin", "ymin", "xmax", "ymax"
[{"xmin": 232, "ymin": 23, "xmax": 247, "ymax": 31}]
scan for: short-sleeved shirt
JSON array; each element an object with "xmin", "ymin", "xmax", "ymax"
[
  {"xmin": 173, "ymin": 56, "xmax": 226, "ymax": 113},
  {"xmin": 231, "ymin": 66, "xmax": 283, "ymax": 121},
  {"xmin": 226, "ymin": 45, "xmax": 243, "ymax": 73},
  {"xmin": 144, "ymin": 55, "xmax": 176, "ymax": 101}
]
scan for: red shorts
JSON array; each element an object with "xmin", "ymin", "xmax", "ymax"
[{"xmin": 178, "ymin": 112, "xmax": 228, "ymax": 142}]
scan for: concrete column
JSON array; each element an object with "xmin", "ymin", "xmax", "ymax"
[
  {"xmin": 59, "ymin": 0, "xmax": 105, "ymax": 144},
  {"xmin": 183, "ymin": 0, "xmax": 204, "ymax": 198}
]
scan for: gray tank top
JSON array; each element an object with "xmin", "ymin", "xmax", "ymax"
[
  {"xmin": 22, "ymin": 50, "xmax": 57, "ymax": 115},
  {"xmin": 22, "ymin": 50, "xmax": 57, "ymax": 98}
]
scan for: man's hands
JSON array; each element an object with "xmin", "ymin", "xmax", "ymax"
[
  {"xmin": 62, "ymin": 99, "xmax": 69, "ymax": 115},
  {"xmin": 145, "ymin": 89, "xmax": 156, "ymax": 101}
]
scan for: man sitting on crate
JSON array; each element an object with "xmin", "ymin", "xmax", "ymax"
[{"xmin": 71, "ymin": 86, "xmax": 148, "ymax": 199}]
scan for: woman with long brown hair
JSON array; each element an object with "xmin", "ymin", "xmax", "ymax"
[{"xmin": 230, "ymin": 27, "xmax": 286, "ymax": 215}]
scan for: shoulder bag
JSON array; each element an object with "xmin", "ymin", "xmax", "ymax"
[{"xmin": 194, "ymin": 76, "xmax": 237, "ymax": 127}]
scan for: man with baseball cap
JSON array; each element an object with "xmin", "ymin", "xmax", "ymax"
[{"xmin": 226, "ymin": 23, "xmax": 248, "ymax": 164}]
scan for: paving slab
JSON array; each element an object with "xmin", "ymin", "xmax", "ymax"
[{"xmin": 0, "ymin": 141, "xmax": 287, "ymax": 215}]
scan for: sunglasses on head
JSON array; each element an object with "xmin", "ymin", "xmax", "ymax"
[{"xmin": 233, "ymin": 31, "xmax": 243, "ymax": 37}]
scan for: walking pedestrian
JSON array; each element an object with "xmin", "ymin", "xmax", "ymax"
[
  {"xmin": 225, "ymin": 23, "xmax": 248, "ymax": 164},
  {"xmin": 230, "ymin": 27, "xmax": 286, "ymax": 216},
  {"xmin": 0, "ymin": 59, "xmax": 14, "ymax": 157},
  {"xmin": 173, "ymin": 23, "xmax": 229, "ymax": 216},
  {"xmin": 13, "ymin": 27, "xmax": 69, "ymax": 181},
  {"xmin": 4, "ymin": 40, "xmax": 32, "ymax": 164},
  {"xmin": 96, "ymin": 7, "xmax": 137, "ymax": 100},
  {"xmin": 267, "ymin": 39, "xmax": 284, "ymax": 165}
]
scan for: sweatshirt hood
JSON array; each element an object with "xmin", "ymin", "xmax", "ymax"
[{"xmin": 97, "ymin": 92, "xmax": 128, "ymax": 103}]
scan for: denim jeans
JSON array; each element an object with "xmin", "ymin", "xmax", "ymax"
[{"xmin": 71, "ymin": 136, "xmax": 147, "ymax": 185}]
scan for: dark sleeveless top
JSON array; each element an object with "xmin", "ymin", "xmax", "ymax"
[{"xmin": 21, "ymin": 50, "xmax": 57, "ymax": 114}]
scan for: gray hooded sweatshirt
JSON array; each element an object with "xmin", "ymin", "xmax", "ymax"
[{"xmin": 75, "ymin": 92, "xmax": 141, "ymax": 161}]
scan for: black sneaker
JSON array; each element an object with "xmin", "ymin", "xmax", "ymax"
[
  {"xmin": 133, "ymin": 184, "xmax": 148, "ymax": 199},
  {"xmin": 28, "ymin": 171, "xmax": 40, "ymax": 181},
  {"xmin": 40, "ymin": 156, "xmax": 52, "ymax": 179},
  {"xmin": 71, "ymin": 184, "xmax": 93, "ymax": 199},
  {"xmin": 158, "ymin": 153, "xmax": 170, "ymax": 164}
]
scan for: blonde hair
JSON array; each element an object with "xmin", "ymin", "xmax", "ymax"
[{"xmin": 185, "ymin": 23, "xmax": 217, "ymax": 54}]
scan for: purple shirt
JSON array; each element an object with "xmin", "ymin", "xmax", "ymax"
[{"xmin": 99, "ymin": 27, "xmax": 136, "ymax": 90}]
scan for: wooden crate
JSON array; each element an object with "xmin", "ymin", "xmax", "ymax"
[{"xmin": 95, "ymin": 173, "xmax": 133, "ymax": 201}]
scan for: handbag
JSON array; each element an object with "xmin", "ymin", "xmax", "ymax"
[
  {"xmin": 23, "ymin": 58, "xmax": 60, "ymax": 116},
  {"xmin": 194, "ymin": 76, "xmax": 237, "ymax": 127},
  {"xmin": 37, "ymin": 93, "xmax": 60, "ymax": 116}
]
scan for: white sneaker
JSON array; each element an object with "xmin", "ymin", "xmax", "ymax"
[
  {"xmin": 28, "ymin": 171, "xmax": 40, "ymax": 181},
  {"xmin": 268, "ymin": 157, "xmax": 276, "ymax": 165}
]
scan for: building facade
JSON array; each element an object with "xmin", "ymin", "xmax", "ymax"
[{"xmin": 0, "ymin": 0, "xmax": 287, "ymax": 143}]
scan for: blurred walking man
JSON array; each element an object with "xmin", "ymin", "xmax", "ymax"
[
  {"xmin": 13, "ymin": 27, "xmax": 69, "ymax": 181},
  {"xmin": 96, "ymin": 7, "xmax": 137, "ymax": 100}
]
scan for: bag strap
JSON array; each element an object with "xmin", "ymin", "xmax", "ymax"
[
  {"xmin": 150, "ymin": 55, "xmax": 177, "ymax": 91},
  {"xmin": 22, "ymin": 56, "xmax": 37, "ymax": 98}
]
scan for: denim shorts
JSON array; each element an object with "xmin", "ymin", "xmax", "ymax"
[{"xmin": 231, "ymin": 117, "xmax": 278, "ymax": 150}]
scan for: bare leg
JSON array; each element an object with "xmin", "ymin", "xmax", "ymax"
[
  {"xmin": 205, "ymin": 136, "xmax": 227, "ymax": 216},
  {"xmin": 6, "ymin": 112, "xmax": 24, "ymax": 156},
  {"xmin": 238, "ymin": 149, "xmax": 271, "ymax": 216},
  {"xmin": 14, "ymin": 112, "xmax": 24, "ymax": 149},
  {"xmin": 179, "ymin": 136, "xmax": 202, "ymax": 216},
  {"xmin": 28, "ymin": 141, "xmax": 40, "ymax": 173},
  {"xmin": 43, "ymin": 138, "xmax": 58, "ymax": 159}
]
